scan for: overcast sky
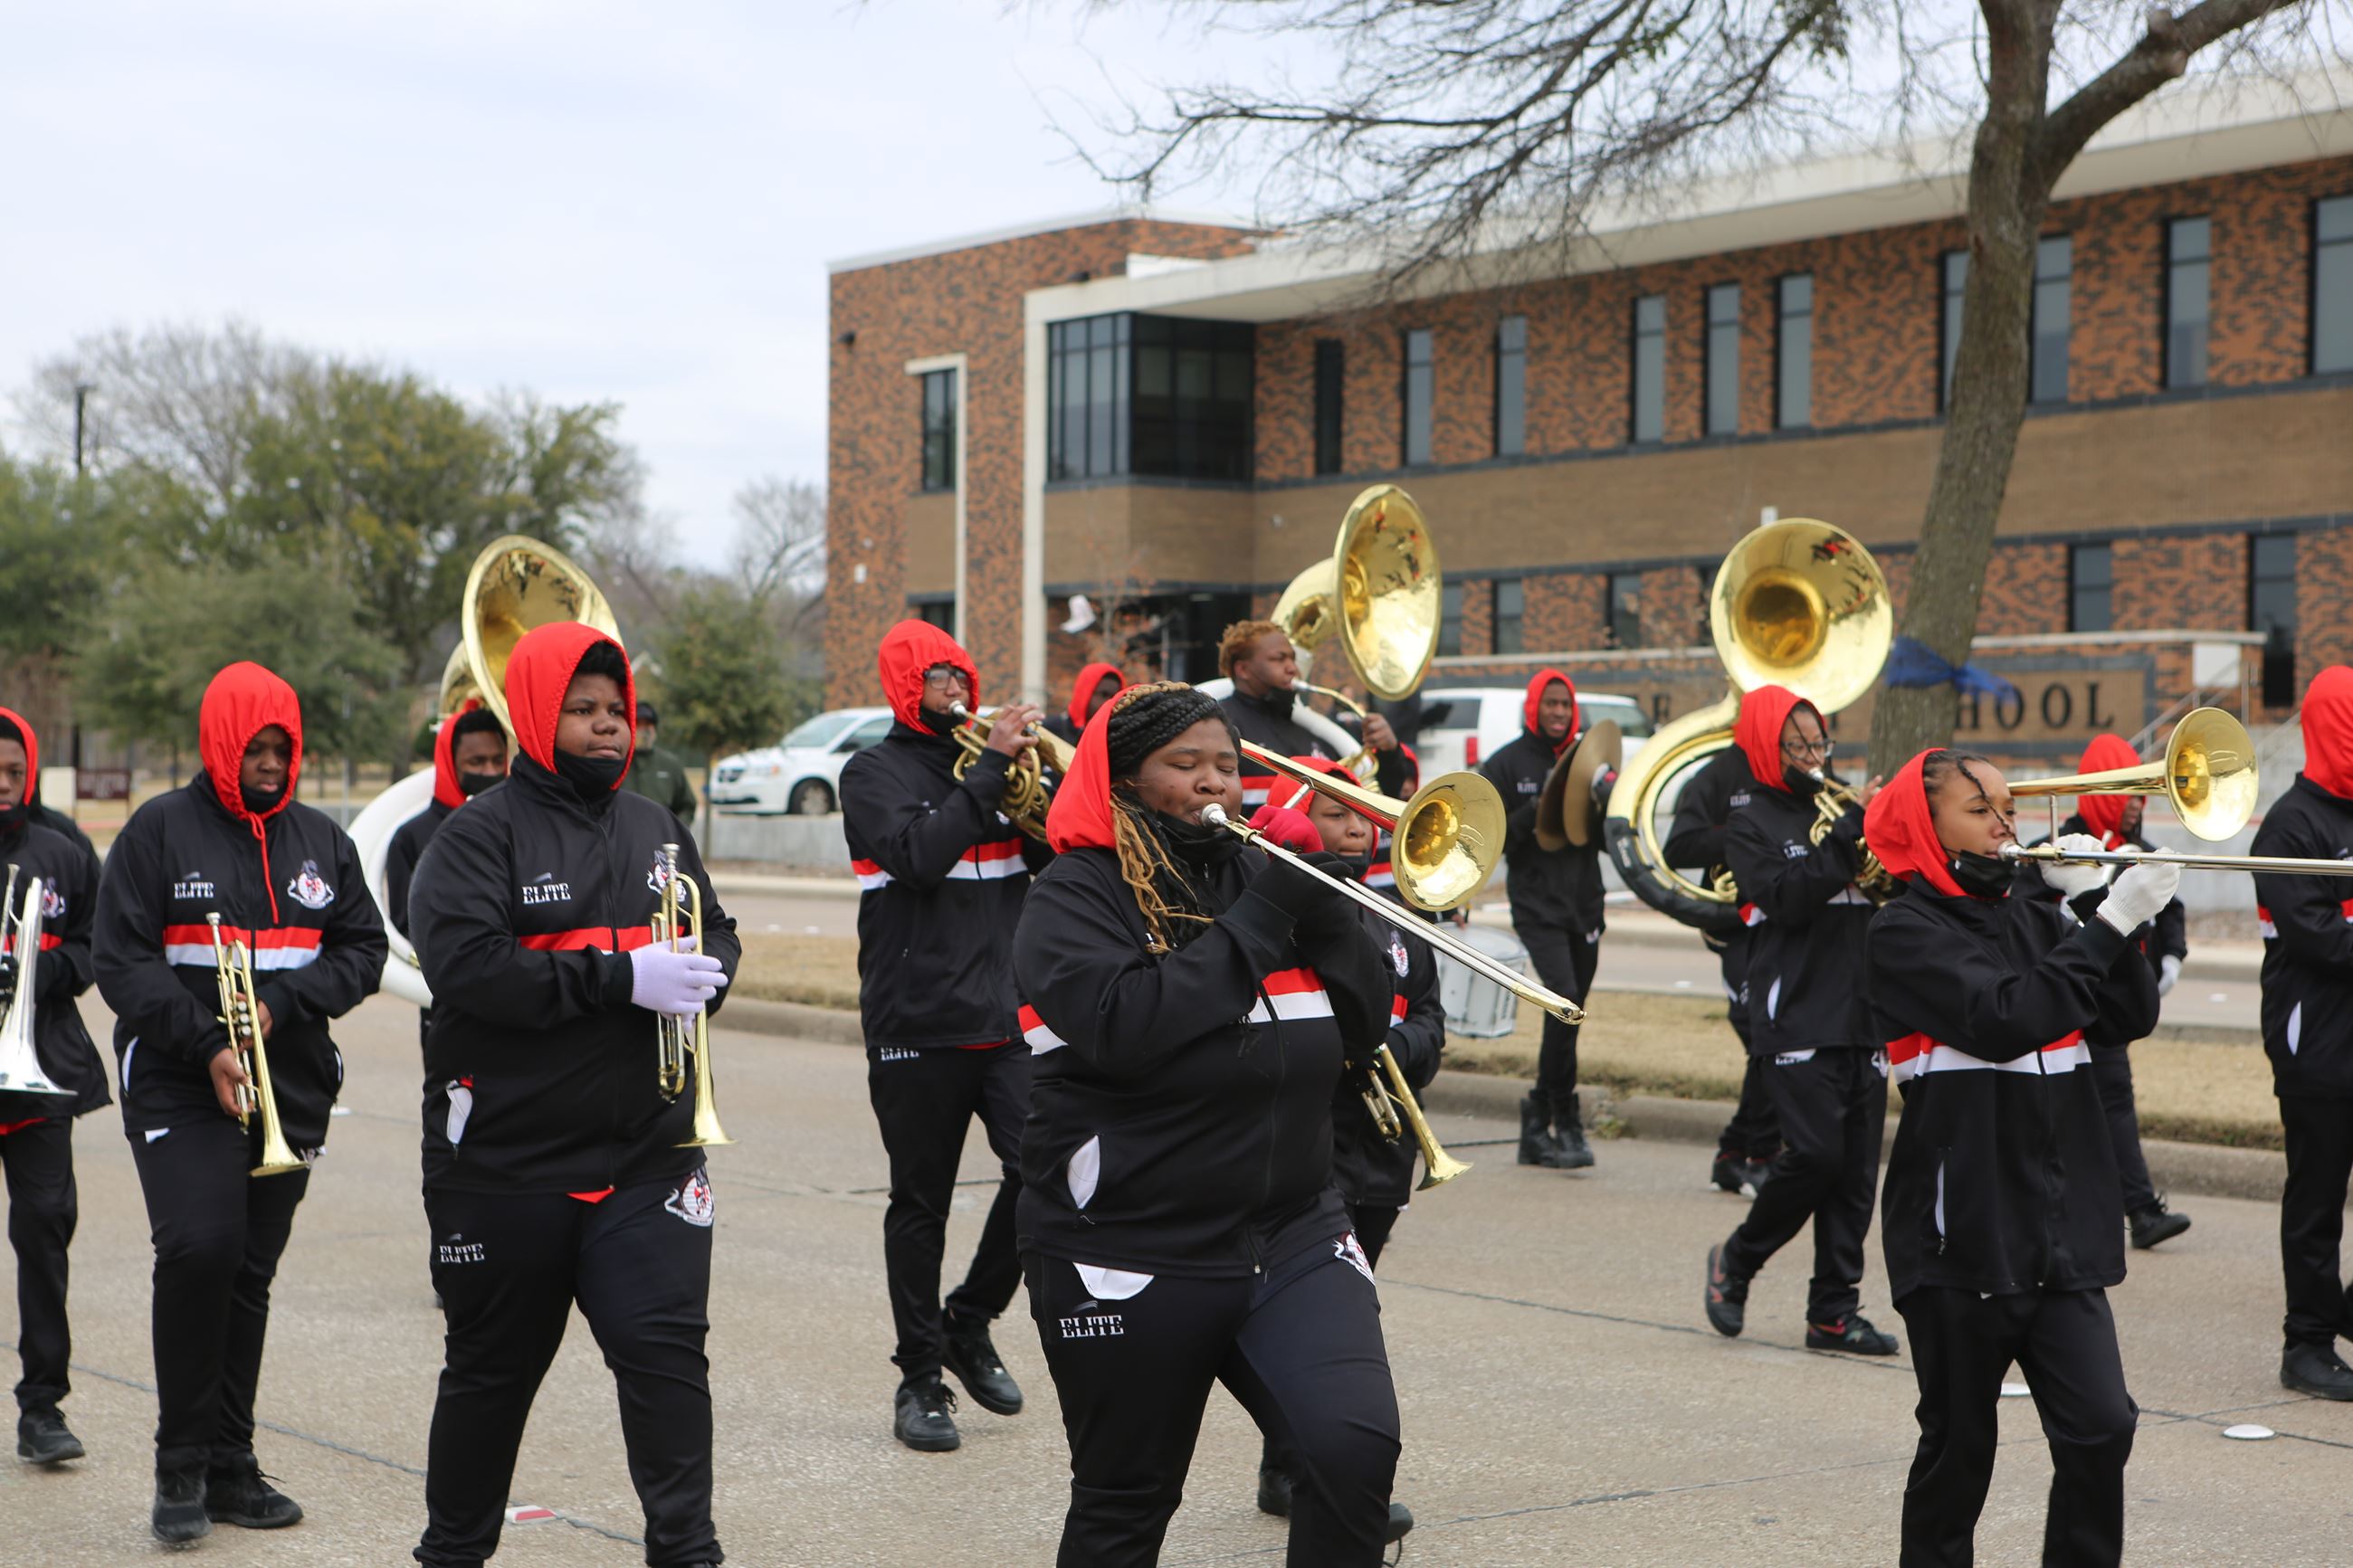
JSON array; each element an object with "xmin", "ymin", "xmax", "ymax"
[{"xmin": 0, "ymin": 1, "xmax": 1252, "ymax": 563}]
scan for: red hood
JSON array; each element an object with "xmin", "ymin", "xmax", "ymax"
[
  {"xmin": 1044, "ymin": 689, "xmax": 1124, "ymax": 852},
  {"xmin": 1068, "ymin": 661, "xmax": 1126, "ymax": 730},
  {"xmin": 1270, "ymin": 751, "xmax": 1353, "ymax": 812},
  {"xmin": 505, "ymin": 622, "xmax": 636, "ymax": 783},
  {"xmin": 879, "ymin": 620, "xmax": 977, "ymax": 733},
  {"xmin": 2072, "ymin": 733, "xmax": 2142, "ymax": 845},
  {"xmin": 432, "ymin": 699, "xmax": 483, "ymax": 811},
  {"xmin": 2303, "ymin": 666, "xmax": 2353, "ymax": 799},
  {"xmin": 1523, "ymin": 669, "xmax": 1578, "ymax": 757},
  {"xmin": 1864, "ymin": 750, "xmax": 1967, "ymax": 899},
  {"xmin": 1736, "ymin": 684, "xmax": 1812, "ymax": 792},
  {"xmin": 200, "ymin": 662, "xmax": 303, "ymax": 827},
  {"xmin": 0, "ymin": 706, "xmax": 36, "ymax": 792}
]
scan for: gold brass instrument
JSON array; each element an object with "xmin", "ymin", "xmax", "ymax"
[
  {"xmin": 1202, "ymin": 803, "xmax": 1584, "ymax": 1025},
  {"xmin": 0, "ymin": 867, "xmax": 71, "ymax": 1097},
  {"xmin": 1806, "ymin": 773, "xmax": 1900, "ymax": 903},
  {"xmin": 1271, "ymin": 483, "xmax": 1440, "ymax": 703},
  {"xmin": 206, "ymin": 914, "xmax": 305, "ymax": 1178},
  {"xmin": 1246, "ymin": 742, "xmax": 1503, "ymax": 912},
  {"xmin": 1999, "ymin": 708, "xmax": 2353, "ymax": 876},
  {"xmin": 1602, "ymin": 518, "xmax": 1891, "ymax": 932},
  {"xmin": 456, "ymin": 536, "xmax": 622, "ymax": 730},
  {"xmin": 1366, "ymin": 1044, "xmax": 1472, "ymax": 1190},
  {"xmin": 948, "ymin": 702, "xmax": 1078, "ymax": 842},
  {"xmin": 652, "ymin": 843, "xmax": 732, "ymax": 1147}
]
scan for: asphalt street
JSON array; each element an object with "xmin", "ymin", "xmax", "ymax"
[{"xmin": 5, "ymin": 991, "xmax": 2346, "ymax": 1566}]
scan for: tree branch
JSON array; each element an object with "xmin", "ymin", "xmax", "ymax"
[{"xmin": 2039, "ymin": 0, "xmax": 2299, "ymax": 182}]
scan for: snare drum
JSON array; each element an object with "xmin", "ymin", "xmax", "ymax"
[{"xmin": 1437, "ymin": 921, "xmax": 1529, "ymax": 1039}]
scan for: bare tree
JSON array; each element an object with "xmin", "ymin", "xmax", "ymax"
[
  {"xmin": 729, "ymin": 475, "xmax": 828, "ymax": 607},
  {"xmin": 1079, "ymin": 0, "xmax": 2340, "ymax": 770}
]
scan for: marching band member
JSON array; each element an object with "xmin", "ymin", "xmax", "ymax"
[
  {"xmin": 622, "ymin": 699, "xmax": 701, "ymax": 824},
  {"xmin": 1215, "ymin": 620, "xmax": 1404, "ymax": 810},
  {"xmin": 0, "ymin": 709, "xmax": 105, "ymax": 1468},
  {"xmin": 841, "ymin": 621, "xmax": 1049, "ymax": 1452},
  {"xmin": 1702, "ymin": 685, "xmax": 1896, "ymax": 1355},
  {"xmin": 1479, "ymin": 669, "xmax": 1605, "ymax": 1168},
  {"xmin": 1015, "ymin": 682, "xmax": 1398, "ymax": 1566},
  {"xmin": 1045, "ymin": 660, "xmax": 1126, "ymax": 747},
  {"xmin": 1864, "ymin": 748, "xmax": 2167, "ymax": 1566},
  {"xmin": 1663, "ymin": 743, "xmax": 1782, "ymax": 1195},
  {"xmin": 407, "ymin": 622, "xmax": 740, "ymax": 1568},
  {"xmin": 2015, "ymin": 733, "xmax": 2193, "ymax": 1250},
  {"xmin": 385, "ymin": 702, "xmax": 510, "ymax": 946},
  {"xmin": 2252, "ymin": 665, "xmax": 2353, "ymax": 1401},
  {"xmin": 94, "ymin": 662, "xmax": 386, "ymax": 1542}
]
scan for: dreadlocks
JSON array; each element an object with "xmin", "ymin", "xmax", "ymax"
[
  {"xmin": 1217, "ymin": 619, "xmax": 1285, "ymax": 678},
  {"xmin": 1103, "ymin": 682, "xmax": 1235, "ymax": 953}
]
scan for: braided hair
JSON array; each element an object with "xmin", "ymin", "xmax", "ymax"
[
  {"xmin": 1104, "ymin": 682, "xmax": 1236, "ymax": 953},
  {"xmin": 1921, "ymin": 747, "xmax": 1998, "ymax": 804}
]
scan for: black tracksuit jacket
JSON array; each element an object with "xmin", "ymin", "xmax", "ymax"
[
  {"xmin": 95, "ymin": 775, "xmax": 386, "ymax": 1150},
  {"xmin": 1480, "ymin": 728, "xmax": 1606, "ymax": 936},
  {"xmin": 1724, "ymin": 783, "xmax": 1875, "ymax": 1056},
  {"xmin": 0, "ymin": 817, "xmax": 108, "ymax": 1121},
  {"xmin": 840, "ymin": 722, "xmax": 1052, "ymax": 1052},
  {"xmin": 1221, "ymin": 689, "xmax": 1336, "ymax": 812},
  {"xmin": 1662, "ymin": 746, "xmax": 1757, "ymax": 991},
  {"xmin": 408, "ymin": 755, "xmax": 742, "ymax": 1194},
  {"xmin": 1869, "ymin": 885, "xmax": 2159, "ymax": 1302},
  {"xmin": 1013, "ymin": 844, "xmax": 1390, "ymax": 1277},
  {"xmin": 386, "ymin": 798, "xmax": 456, "ymax": 939},
  {"xmin": 1329, "ymin": 890, "xmax": 1445, "ymax": 1211},
  {"xmin": 2251, "ymin": 775, "xmax": 2353, "ymax": 1100}
]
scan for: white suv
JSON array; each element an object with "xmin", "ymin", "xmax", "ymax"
[
  {"xmin": 708, "ymin": 707, "xmax": 893, "ymax": 815},
  {"xmin": 1411, "ymin": 687, "xmax": 1653, "ymax": 779}
]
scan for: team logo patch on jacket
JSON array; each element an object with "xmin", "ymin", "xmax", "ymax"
[
  {"xmin": 666, "ymin": 1167, "xmax": 716, "ymax": 1227},
  {"xmin": 646, "ymin": 854, "xmax": 675, "ymax": 894},
  {"xmin": 173, "ymin": 872, "xmax": 215, "ymax": 901},
  {"xmin": 38, "ymin": 883, "xmax": 65, "ymax": 921},
  {"xmin": 286, "ymin": 860, "xmax": 335, "ymax": 911},
  {"xmin": 1386, "ymin": 932, "xmax": 1411, "ymax": 978}
]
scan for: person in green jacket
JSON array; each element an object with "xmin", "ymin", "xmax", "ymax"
[{"xmin": 624, "ymin": 701, "xmax": 700, "ymax": 824}]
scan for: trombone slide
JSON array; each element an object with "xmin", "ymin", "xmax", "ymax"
[{"xmin": 2002, "ymin": 844, "xmax": 2353, "ymax": 878}]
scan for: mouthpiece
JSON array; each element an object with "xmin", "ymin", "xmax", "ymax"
[{"xmin": 1201, "ymin": 803, "xmax": 1232, "ymax": 830}]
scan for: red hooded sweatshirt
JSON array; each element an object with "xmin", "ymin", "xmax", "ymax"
[
  {"xmin": 1067, "ymin": 660, "xmax": 1126, "ymax": 731},
  {"xmin": 1522, "ymin": 669, "xmax": 1580, "ymax": 757},
  {"xmin": 0, "ymin": 703, "xmax": 38, "ymax": 799},
  {"xmin": 432, "ymin": 699, "xmax": 488, "ymax": 811},
  {"xmin": 2301, "ymin": 664, "xmax": 2353, "ymax": 800},
  {"xmin": 878, "ymin": 620, "xmax": 978, "ymax": 735},
  {"xmin": 199, "ymin": 662, "xmax": 305, "ymax": 923},
  {"xmin": 1044, "ymin": 691, "xmax": 1124, "ymax": 853},
  {"xmin": 504, "ymin": 622, "xmax": 637, "ymax": 784},
  {"xmin": 1863, "ymin": 749, "xmax": 1967, "ymax": 899},
  {"xmin": 1735, "ymin": 683, "xmax": 1814, "ymax": 793},
  {"xmin": 2070, "ymin": 733, "xmax": 2143, "ymax": 846}
]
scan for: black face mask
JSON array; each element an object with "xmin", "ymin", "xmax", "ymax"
[
  {"xmin": 1329, "ymin": 848, "xmax": 1373, "ymax": 883},
  {"xmin": 1783, "ymin": 764, "xmax": 1824, "ymax": 797},
  {"xmin": 240, "ymin": 784, "xmax": 283, "ymax": 816},
  {"xmin": 1244, "ymin": 684, "xmax": 1296, "ymax": 721},
  {"xmin": 553, "ymin": 748, "xmax": 628, "ymax": 803},
  {"xmin": 1151, "ymin": 808, "xmax": 1245, "ymax": 871},
  {"xmin": 0, "ymin": 799, "xmax": 28, "ymax": 836},
  {"xmin": 1948, "ymin": 851, "xmax": 2017, "ymax": 899},
  {"xmin": 456, "ymin": 770, "xmax": 502, "ymax": 799}
]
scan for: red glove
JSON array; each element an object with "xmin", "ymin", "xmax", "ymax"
[{"xmin": 1247, "ymin": 804, "xmax": 1325, "ymax": 854}]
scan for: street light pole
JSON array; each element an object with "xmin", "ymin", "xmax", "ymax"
[{"xmin": 71, "ymin": 383, "xmax": 94, "ymax": 474}]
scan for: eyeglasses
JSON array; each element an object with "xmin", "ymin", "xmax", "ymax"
[
  {"xmin": 1781, "ymin": 736, "xmax": 1834, "ymax": 762},
  {"xmin": 921, "ymin": 666, "xmax": 970, "ymax": 690}
]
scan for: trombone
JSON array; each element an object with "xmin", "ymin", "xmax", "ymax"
[
  {"xmin": 948, "ymin": 702, "xmax": 1077, "ymax": 842},
  {"xmin": 1243, "ymin": 742, "xmax": 1504, "ymax": 913},
  {"xmin": 0, "ymin": 867, "xmax": 71, "ymax": 1097},
  {"xmin": 652, "ymin": 844, "xmax": 732, "ymax": 1147},
  {"xmin": 205, "ymin": 914, "xmax": 305, "ymax": 1178}
]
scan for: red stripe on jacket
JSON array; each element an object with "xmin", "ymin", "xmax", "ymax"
[{"xmin": 518, "ymin": 926, "xmax": 657, "ymax": 953}]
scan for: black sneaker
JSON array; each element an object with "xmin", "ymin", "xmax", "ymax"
[
  {"xmin": 1386, "ymin": 1501, "xmax": 1415, "ymax": 1544},
  {"xmin": 893, "ymin": 1376, "xmax": 961, "ymax": 1452},
  {"xmin": 16, "ymin": 1408, "xmax": 83, "ymax": 1465},
  {"xmin": 205, "ymin": 1457, "xmax": 304, "ymax": 1528},
  {"xmin": 1710, "ymin": 1152, "xmax": 1747, "ymax": 1194},
  {"xmin": 1743, "ymin": 1156, "xmax": 1777, "ymax": 1194},
  {"xmin": 1705, "ymin": 1242, "xmax": 1748, "ymax": 1337},
  {"xmin": 152, "ymin": 1467, "xmax": 211, "ymax": 1543},
  {"xmin": 942, "ymin": 1317, "xmax": 1024, "ymax": 1416},
  {"xmin": 2129, "ymin": 1199, "xmax": 2191, "ymax": 1250},
  {"xmin": 2281, "ymin": 1341, "xmax": 2353, "ymax": 1401},
  {"xmin": 1807, "ymin": 1314, "xmax": 1900, "ymax": 1355},
  {"xmin": 1256, "ymin": 1463, "xmax": 1291, "ymax": 1517}
]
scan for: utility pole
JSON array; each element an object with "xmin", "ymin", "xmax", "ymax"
[{"xmin": 71, "ymin": 383, "xmax": 94, "ymax": 474}]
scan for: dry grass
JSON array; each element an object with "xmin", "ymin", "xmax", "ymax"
[{"xmin": 729, "ymin": 937, "xmax": 2287, "ymax": 1149}]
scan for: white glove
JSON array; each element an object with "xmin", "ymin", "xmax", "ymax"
[
  {"xmin": 2040, "ymin": 834, "xmax": 2109, "ymax": 900},
  {"xmin": 2098, "ymin": 857, "xmax": 2182, "ymax": 936},
  {"xmin": 2158, "ymin": 954, "xmax": 2182, "ymax": 997},
  {"xmin": 628, "ymin": 937, "xmax": 729, "ymax": 1017}
]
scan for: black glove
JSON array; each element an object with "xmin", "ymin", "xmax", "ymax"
[
  {"xmin": 1254, "ymin": 850, "xmax": 1354, "ymax": 926},
  {"xmin": 1291, "ymin": 852, "xmax": 1364, "ymax": 938}
]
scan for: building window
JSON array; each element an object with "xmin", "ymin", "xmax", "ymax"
[
  {"xmin": 1704, "ymin": 284, "xmax": 1739, "ymax": 437},
  {"xmin": 1436, "ymin": 580, "xmax": 1463, "ymax": 658},
  {"xmin": 1493, "ymin": 578, "xmax": 1525, "ymax": 654},
  {"xmin": 919, "ymin": 369, "xmax": 956, "ymax": 492},
  {"xmin": 2317, "ymin": 195, "xmax": 2353, "ymax": 375},
  {"xmin": 1631, "ymin": 294, "xmax": 1666, "ymax": 443},
  {"xmin": 1940, "ymin": 249, "xmax": 1968, "ymax": 411},
  {"xmin": 1401, "ymin": 328, "xmax": 1434, "ymax": 467},
  {"xmin": 2251, "ymin": 533, "xmax": 2298, "ymax": 706},
  {"xmin": 1494, "ymin": 316, "xmax": 1528, "ymax": 456},
  {"xmin": 1048, "ymin": 313, "xmax": 1254, "ymax": 482},
  {"xmin": 2032, "ymin": 236, "xmax": 2072, "ymax": 404},
  {"xmin": 2068, "ymin": 542, "xmax": 2111, "ymax": 633},
  {"xmin": 1048, "ymin": 314, "xmax": 1129, "ymax": 480},
  {"xmin": 1777, "ymin": 273, "xmax": 1814, "ymax": 429},
  {"xmin": 1313, "ymin": 339, "xmax": 1345, "ymax": 475},
  {"xmin": 912, "ymin": 598, "xmax": 955, "ymax": 631},
  {"xmin": 2166, "ymin": 216, "xmax": 2211, "ymax": 389},
  {"xmin": 1607, "ymin": 573, "xmax": 1643, "ymax": 649}
]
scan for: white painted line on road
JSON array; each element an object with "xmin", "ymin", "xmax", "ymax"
[{"xmin": 2208, "ymin": 993, "xmax": 2230, "ymax": 1002}]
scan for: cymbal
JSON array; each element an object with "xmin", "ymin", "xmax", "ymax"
[{"xmin": 1536, "ymin": 719, "xmax": 1623, "ymax": 851}]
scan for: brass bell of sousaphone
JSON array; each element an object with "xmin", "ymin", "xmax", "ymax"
[
  {"xmin": 1270, "ymin": 482, "xmax": 1442, "ymax": 703},
  {"xmin": 452, "ymin": 536, "xmax": 622, "ymax": 730}
]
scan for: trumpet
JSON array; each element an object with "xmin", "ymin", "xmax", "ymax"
[
  {"xmin": 652, "ymin": 844, "xmax": 732, "ymax": 1148},
  {"xmin": 1361, "ymin": 1044, "xmax": 1472, "ymax": 1190},
  {"xmin": 1807, "ymin": 772, "xmax": 1899, "ymax": 903},
  {"xmin": 0, "ymin": 867, "xmax": 71, "ymax": 1097},
  {"xmin": 206, "ymin": 914, "xmax": 304, "ymax": 1178},
  {"xmin": 948, "ymin": 702, "xmax": 1077, "ymax": 842}
]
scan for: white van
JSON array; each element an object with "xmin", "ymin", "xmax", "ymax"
[{"xmin": 1411, "ymin": 686, "xmax": 1653, "ymax": 779}]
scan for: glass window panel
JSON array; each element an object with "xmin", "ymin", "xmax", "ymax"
[
  {"xmin": 1777, "ymin": 274, "xmax": 1813, "ymax": 429},
  {"xmin": 2251, "ymin": 534, "xmax": 2298, "ymax": 632},
  {"xmin": 1403, "ymin": 328, "xmax": 1434, "ymax": 466},
  {"xmin": 1632, "ymin": 295, "xmax": 1666, "ymax": 443},
  {"xmin": 2167, "ymin": 217, "xmax": 2210, "ymax": 389},
  {"xmin": 2033, "ymin": 237, "xmax": 2072, "ymax": 404},
  {"xmin": 1495, "ymin": 315, "xmax": 1527, "ymax": 456},
  {"xmin": 1705, "ymin": 284, "xmax": 1739, "ymax": 436},
  {"xmin": 2319, "ymin": 198, "xmax": 2353, "ymax": 374},
  {"xmin": 1437, "ymin": 580, "xmax": 1464, "ymax": 658},
  {"xmin": 1941, "ymin": 250, "xmax": 1969, "ymax": 411},
  {"xmin": 1313, "ymin": 339, "xmax": 1345, "ymax": 475},
  {"xmin": 1608, "ymin": 572, "xmax": 1643, "ymax": 648},
  {"xmin": 2070, "ymin": 543, "xmax": 2111, "ymax": 632},
  {"xmin": 1493, "ymin": 578, "xmax": 1524, "ymax": 654}
]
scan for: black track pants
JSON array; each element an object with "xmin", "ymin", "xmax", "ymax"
[
  {"xmin": 866, "ymin": 1041, "xmax": 1030, "ymax": 1381},
  {"xmin": 1895, "ymin": 1286, "xmax": 2137, "ymax": 1568},
  {"xmin": 2091, "ymin": 1048, "xmax": 2158, "ymax": 1215},
  {"xmin": 1518, "ymin": 924, "xmax": 1600, "ymax": 1121},
  {"xmin": 1027, "ymin": 1240, "xmax": 1399, "ymax": 1568},
  {"xmin": 415, "ymin": 1170, "xmax": 719, "ymax": 1568},
  {"xmin": 3, "ymin": 1117, "xmax": 76, "ymax": 1414},
  {"xmin": 2278, "ymin": 1094, "xmax": 2353, "ymax": 1349},
  {"xmin": 1714, "ymin": 936, "xmax": 1781, "ymax": 1160},
  {"xmin": 1722, "ymin": 1045, "xmax": 1886, "ymax": 1324},
  {"xmin": 1349, "ymin": 1202, "xmax": 1401, "ymax": 1270},
  {"xmin": 128, "ymin": 1115, "xmax": 310, "ymax": 1474}
]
